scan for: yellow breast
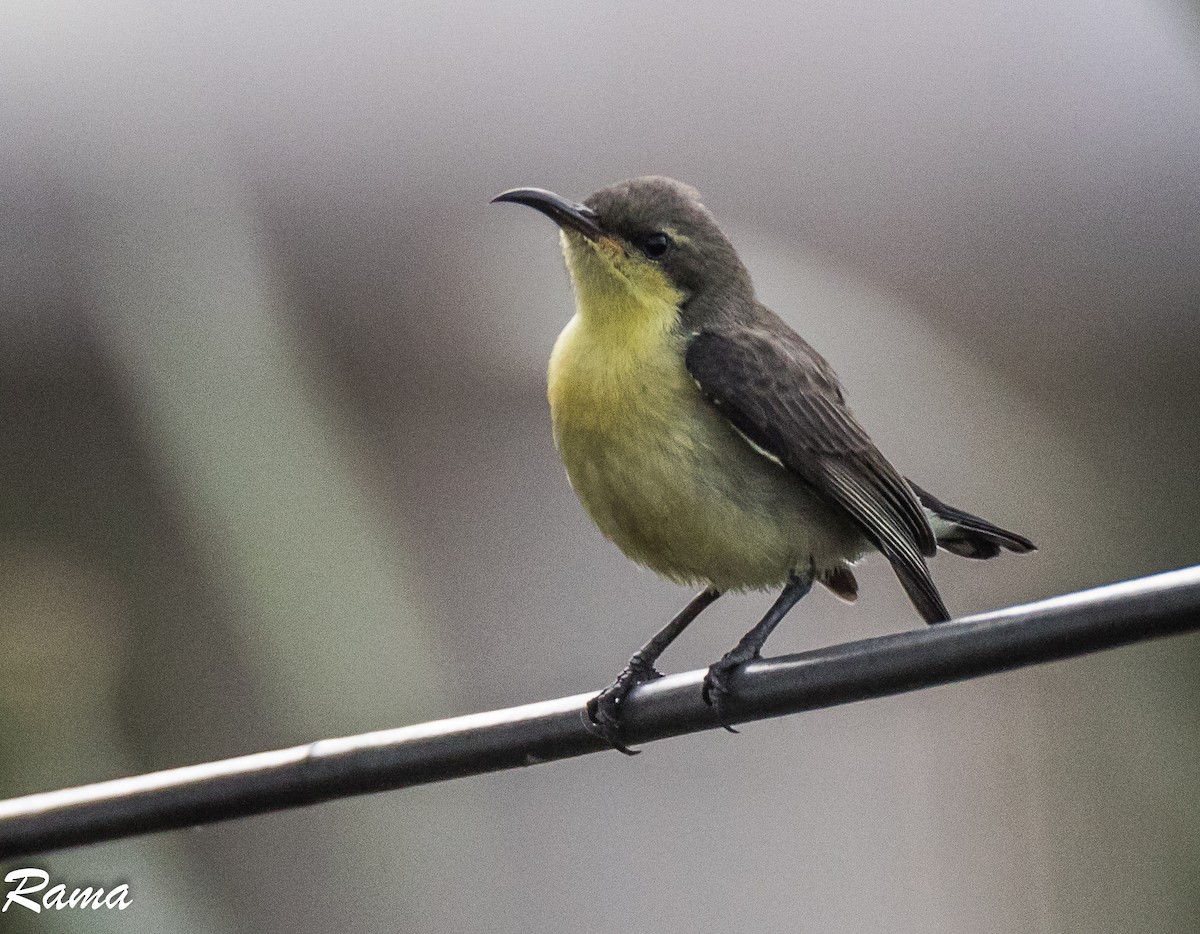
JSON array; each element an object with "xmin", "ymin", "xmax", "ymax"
[
  {"xmin": 548, "ymin": 320, "xmax": 859, "ymax": 591},
  {"xmin": 546, "ymin": 229, "xmax": 863, "ymax": 591}
]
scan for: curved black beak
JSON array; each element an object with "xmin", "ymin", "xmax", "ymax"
[{"xmin": 491, "ymin": 187, "xmax": 602, "ymax": 239}]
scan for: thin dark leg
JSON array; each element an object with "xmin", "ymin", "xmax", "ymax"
[
  {"xmin": 702, "ymin": 571, "xmax": 814, "ymax": 708},
  {"xmin": 586, "ymin": 586, "xmax": 721, "ymax": 754}
]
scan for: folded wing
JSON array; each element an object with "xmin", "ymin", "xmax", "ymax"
[{"xmin": 685, "ymin": 324, "xmax": 950, "ymax": 623}]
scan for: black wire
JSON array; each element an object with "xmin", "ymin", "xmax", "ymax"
[{"xmin": 2, "ymin": 566, "xmax": 1198, "ymax": 859}]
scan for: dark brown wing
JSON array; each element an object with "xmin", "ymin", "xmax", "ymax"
[{"xmin": 686, "ymin": 325, "xmax": 949, "ymax": 623}]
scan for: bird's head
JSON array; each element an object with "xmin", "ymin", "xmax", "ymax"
[{"xmin": 493, "ymin": 176, "xmax": 752, "ymax": 325}]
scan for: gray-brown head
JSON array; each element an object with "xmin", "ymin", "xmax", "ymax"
[{"xmin": 493, "ymin": 176, "xmax": 754, "ymax": 318}]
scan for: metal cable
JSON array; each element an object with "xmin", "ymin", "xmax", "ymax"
[{"xmin": 2, "ymin": 566, "xmax": 1198, "ymax": 858}]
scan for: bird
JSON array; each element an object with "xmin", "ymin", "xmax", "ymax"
[{"xmin": 492, "ymin": 176, "xmax": 1035, "ymax": 752}]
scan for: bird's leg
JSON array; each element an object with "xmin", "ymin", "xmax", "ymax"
[
  {"xmin": 587, "ymin": 586, "xmax": 721, "ymax": 754},
  {"xmin": 702, "ymin": 570, "xmax": 814, "ymax": 709}
]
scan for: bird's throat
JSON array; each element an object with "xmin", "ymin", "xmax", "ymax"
[{"xmin": 559, "ymin": 231, "xmax": 683, "ymax": 351}]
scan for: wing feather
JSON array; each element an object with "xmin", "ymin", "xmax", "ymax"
[{"xmin": 686, "ymin": 324, "xmax": 949, "ymax": 623}]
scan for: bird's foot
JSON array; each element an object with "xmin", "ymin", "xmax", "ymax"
[
  {"xmin": 701, "ymin": 648, "xmax": 759, "ymax": 733},
  {"xmin": 585, "ymin": 660, "xmax": 664, "ymax": 755}
]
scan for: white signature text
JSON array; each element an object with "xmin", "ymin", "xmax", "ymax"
[{"xmin": 3, "ymin": 869, "xmax": 132, "ymax": 913}]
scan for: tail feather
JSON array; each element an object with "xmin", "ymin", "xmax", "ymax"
[
  {"xmin": 907, "ymin": 480, "xmax": 1037, "ymax": 560},
  {"xmin": 893, "ymin": 556, "xmax": 952, "ymax": 624}
]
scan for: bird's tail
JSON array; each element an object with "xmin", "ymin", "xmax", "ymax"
[{"xmin": 907, "ymin": 481, "xmax": 1037, "ymax": 560}]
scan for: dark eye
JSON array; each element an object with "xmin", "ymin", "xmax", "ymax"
[{"xmin": 640, "ymin": 231, "xmax": 671, "ymax": 260}]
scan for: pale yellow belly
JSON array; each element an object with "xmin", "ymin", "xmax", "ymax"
[{"xmin": 548, "ymin": 318, "xmax": 865, "ymax": 592}]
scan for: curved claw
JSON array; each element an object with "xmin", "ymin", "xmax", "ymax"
[
  {"xmin": 701, "ymin": 658, "xmax": 738, "ymax": 706},
  {"xmin": 702, "ymin": 658, "xmax": 746, "ymax": 734},
  {"xmin": 585, "ymin": 663, "xmax": 663, "ymax": 755},
  {"xmin": 584, "ymin": 695, "xmax": 640, "ymax": 755}
]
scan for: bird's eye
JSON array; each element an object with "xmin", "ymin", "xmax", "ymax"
[{"xmin": 640, "ymin": 231, "xmax": 671, "ymax": 260}]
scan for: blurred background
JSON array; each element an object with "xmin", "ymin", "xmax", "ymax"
[{"xmin": 1, "ymin": 1, "xmax": 1198, "ymax": 931}]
